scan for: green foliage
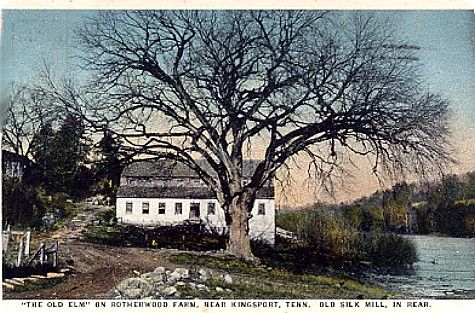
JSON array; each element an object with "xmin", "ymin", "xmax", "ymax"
[
  {"xmin": 368, "ymin": 233, "xmax": 418, "ymax": 267},
  {"xmin": 169, "ymin": 253, "xmax": 389, "ymax": 299},
  {"xmin": 2, "ymin": 178, "xmax": 46, "ymax": 228},
  {"xmin": 30, "ymin": 115, "xmax": 93, "ymax": 199},
  {"xmin": 276, "ymin": 209, "xmax": 418, "ymax": 268}
]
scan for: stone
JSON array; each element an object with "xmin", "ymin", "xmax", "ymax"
[
  {"xmin": 47, "ymin": 272, "xmax": 65, "ymax": 279},
  {"xmin": 223, "ymin": 274, "xmax": 233, "ymax": 284},
  {"xmin": 140, "ymin": 272, "xmax": 165, "ymax": 283},
  {"xmin": 162, "ymin": 286, "xmax": 177, "ymax": 296},
  {"xmin": 127, "ymin": 288, "xmax": 144, "ymax": 299},
  {"xmin": 196, "ymin": 284, "xmax": 208, "ymax": 291},
  {"xmin": 174, "ymin": 267, "xmax": 190, "ymax": 279},
  {"xmin": 188, "ymin": 282, "xmax": 197, "ymax": 289},
  {"xmin": 215, "ymin": 286, "xmax": 224, "ymax": 292},
  {"xmin": 165, "ymin": 270, "xmax": 172, "ymax": 275},
  {"xmin": 117, "ymin": 277, "xmax": 153, "ymax": 298},
  {"xmin": 176, "ymin": 281, "xmax": 186, "ymax": 286},
  {"xmin": 167, "ymin": 271, "xmax": 182, "ymax": 282},
  {"xmin": 198, "ymin": 268, "xmax": 209, "ymax": 276},
  {"xmin": 153, "ymin": 266, "xmax": 166, "ymax": 274}
]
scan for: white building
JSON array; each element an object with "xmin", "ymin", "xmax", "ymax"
[{"xmin": 116, "ymin": 159, "xmax": 275, "ymax": 244}]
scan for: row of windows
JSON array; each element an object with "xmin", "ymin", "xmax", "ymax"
[{"xmin": 125, "ymin": 201, "xmax": 267, "ymax": 215}]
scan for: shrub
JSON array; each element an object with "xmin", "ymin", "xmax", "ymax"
[
  {"xmin": 276, "ymin": 209, "xmax": 418, "ymax": 269},
  {"xmin": 368, "ymin": 233, "xmax": 418, "ymax": 267}
]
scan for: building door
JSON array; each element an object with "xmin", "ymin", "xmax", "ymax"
[{"xmin": 189, "ymin": 203, "xmax": 200, "ymax": 221}]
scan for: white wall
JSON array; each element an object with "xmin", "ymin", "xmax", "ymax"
[{"xmin": 116, "ymin": 197, "xmax": 275, "ymax": 244}]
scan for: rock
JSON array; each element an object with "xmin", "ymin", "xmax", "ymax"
[
  {"xmin": 47, "ymin": 272, "xmax": 65, "ymax": 279},
  {"xmin": 225, "ymin": 288, "xmax": 232, "ymax": 293},
  {"xmin": 196, "ymin": 284, "xmax": 208, "ymax": 291},
  {"xmin": 127, "ymin": 288, "xmax": 144, "ymax": 299},
  {"xmin": 215, "ymin": 286, "xmax": 224, "ymax": 292},
  {"xmin": 140, "ymin": 272, "xmax": 165, "ymax": 283},
  {"xmin": 176, "ymin": 281, "xmax": 186, "ymax": 286},
  {"xmin": 198, "ymin": 268, "xmax": 209, "ymax": 276},
  {"xmin": 154, "ymin": 266, "xmax": 166, "ymax": 274},
  {"xmin": 167, "ymin": 271, "xmax": 182, "ymax": 282},
  {"xmin": 59, "ymin": 268, "xmax": 72, "ymax": 273},
  {"xmin": 223, "ymin": 274, "xmax": 233, "ymax": 284},
  {"xmin": 133, "ymin": 270, "xmax": 141, "ymax": 276},
  {"xmin": 116, "ymin": 278, "xmax": 153, "ymax": 298},
  {"xmin": 165, "ymin": 270, "xmax": 172, "ymax": 275},
  {"xmin": 188, "ymin": 282, "xmax": 197, "ymax": 289},
  {"xmin": 174, "ymin": 267, "xmax": 190, "ymax": 279},
  {"xmin": 162, "ymin": 286, "xmax": 178, "ymax": 296}
]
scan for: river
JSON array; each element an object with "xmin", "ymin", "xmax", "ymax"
[{"xmin": 364, "ymin": 235, "xmax": 475, "ymax": 299}]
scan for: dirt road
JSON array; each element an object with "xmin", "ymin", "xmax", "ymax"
[{"xmin": 4, "ymin": 205, "xmax": 178, "ymax": 299}]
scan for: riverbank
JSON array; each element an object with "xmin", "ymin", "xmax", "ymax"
[{"xmin": 3, "ymin": 242, "xmax": 391, "ymax": 299}]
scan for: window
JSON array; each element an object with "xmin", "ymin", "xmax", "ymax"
[
  {"xmin": 175, "ymin": 203, "xmax": 183, "ymax": 215},
  {"xmin": 189, "ymin": 203, "xmax": 200, "ymax": 219},
  {"xmin": 258, "ymin": 203, "xmax": 266, "ymax": 215},
  {"xmin": 142, "ymin": 202, "xmax": 149, "ymax": 214},
  {"xmin": 126, "ymin": 202, "xmax": 133, "ymax": 214},
  {"xmin": 158, "ymin": 203, "xmax": 166, "ymax": 214},
  {"xmin": 207, "ymin": 202, "xmax": 216, "ymax": 215}
]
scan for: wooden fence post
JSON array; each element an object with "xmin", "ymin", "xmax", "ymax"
[
  {"xmin": 16, "ymin": 237, "xmax": 24, "ymax": 267},
  {"xmin": 24, "ymin": 231, "xmax": 31, "ymax": 256},
  {"xmin": 53, "ymin": 241, "xmax": 59, "ymax": 267},
  {"xmin": 39, "ymin": 243, "xmax": 45, "ymax": 265}
]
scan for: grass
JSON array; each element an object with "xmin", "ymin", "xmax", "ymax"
[{"xmin": 168, "ymin": 253, "xmax": 390, "ymax": 299}]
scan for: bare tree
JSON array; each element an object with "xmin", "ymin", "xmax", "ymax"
[
  {"xmin": 74, "ymin": 11, "xmax": 452, "ymax": 260},
  {"xmin": 2, "ymin": 85, "xmax": 55, "ymax": 159}
]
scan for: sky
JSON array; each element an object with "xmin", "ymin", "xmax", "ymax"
[{"xmin": 1, "ymin": 8, "xmax": 474, "ymax": 206}]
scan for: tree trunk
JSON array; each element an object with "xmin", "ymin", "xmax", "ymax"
[{"xmin": 226, "ymin": 195, "xmax": 255, "ymax": 261}]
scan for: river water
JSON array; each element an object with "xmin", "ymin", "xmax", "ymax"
[{"xmin": 364, "ymin": 235, "xmax": 475, "ymax": 299}]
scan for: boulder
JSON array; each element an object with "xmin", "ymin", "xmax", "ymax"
[
  {"xmin": 167, "ymin": 271, "xmax": 182, "ymax": 283},
  {"xmin": 127, "ymin": 288, "xmax": 144, "ymax": 299},
  {"xmin": 140, "ymin": 272, "xmax": 165, "ymax": 283},
  {"xmin": 173, "ymin": 267, "xmax": 190, "ymax": 279},
  {"xmin": 223, "ymin": 274, "xmax": 233, "ymax": 284},
  {"xmin": 196, "ymin": 284, "xmax": 208, "ymax": 292},
  {"xmin": 162, "ymin": 286, "xmax": 178, "ymax": 297},
  {"xmin": 116, "ymin": 277, "xmax": 153, "ymax": 298},
  {"xmin": 153, "ymin": 266, "xmax": 166, "ymax": 274}
]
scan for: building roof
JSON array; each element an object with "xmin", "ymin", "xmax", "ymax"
[
  {"xmin": 121, "ymin": 158, "xmax": 262, "ymax": 178},
  {"xmin": 117, "ymin": 185, "xmax": 274, "ymax": 199},
  {"xmin": 2, "ymin": 150, "xmax": 33, "ymax": 165}
]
